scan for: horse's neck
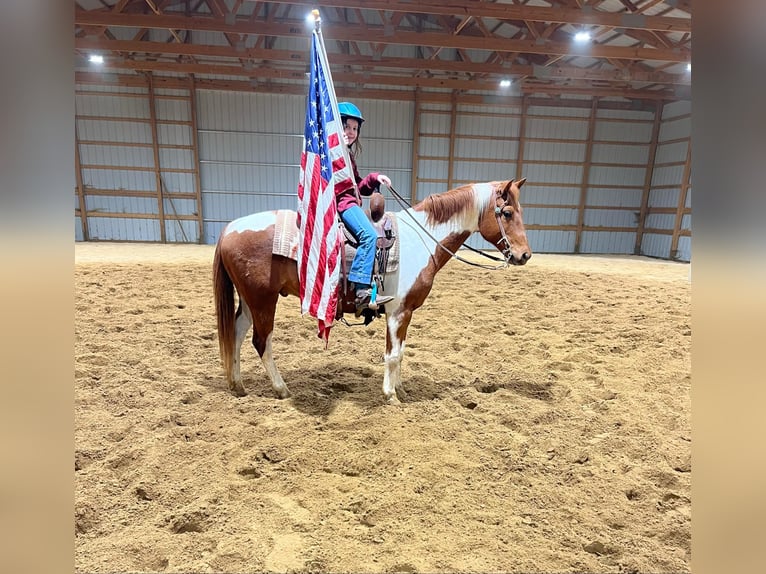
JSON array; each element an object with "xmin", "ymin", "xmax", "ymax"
[{"xmin": 403, "ymin": 207, "xmax": 479, "ymax": 244}]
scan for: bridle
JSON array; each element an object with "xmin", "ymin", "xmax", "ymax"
[
  {"xmin": 493, "ymin": 194, "xmax": 516, "ymax": 265},
  {"xmin": 388, "ymin": 184, "xmax": 517, "ymax": 270}
]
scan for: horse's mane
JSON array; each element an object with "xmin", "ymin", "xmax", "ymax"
[{"xmin": 414, "ymin": 184, "xmax": 483, "ymax": 226}]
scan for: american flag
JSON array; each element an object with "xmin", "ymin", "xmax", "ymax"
[{"xmin": 296, "ymin": 29, "xmax": 355, "ymax": 342}]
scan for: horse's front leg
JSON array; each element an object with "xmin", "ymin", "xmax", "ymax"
[{"xmin": 384, "ymin": 309, "xmax": 412, "ymax": 404}]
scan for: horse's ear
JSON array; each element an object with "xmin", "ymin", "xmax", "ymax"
[
  {"xmin": 500, "ymin": 179, "xmax": 514, "ymax": 201},
  {"xmin": 516, "ymin": 177, "xmax": 527, "ymax": 189}
]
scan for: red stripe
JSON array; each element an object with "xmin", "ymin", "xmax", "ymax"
[
  {"xmin": 331, "ymin": 156, "xmax": 347, "ymax": 173},
  {"xmin": 328, "ymin": 132, "xmax": 339, "ymax": 147},
  {"xmin": 308, "ymin": 196, "xmax": 339, "ymax": 315}
]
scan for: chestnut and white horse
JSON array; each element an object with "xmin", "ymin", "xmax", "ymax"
[{"xmin": 213, "ymin": 178, "xmax": 531, "ymax": 404}]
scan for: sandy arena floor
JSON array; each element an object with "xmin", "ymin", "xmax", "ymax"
[{"xmin": 75, "ymin": 243, "xmax": 691, "ymax": 573}]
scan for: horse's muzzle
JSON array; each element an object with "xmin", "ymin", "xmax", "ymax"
[{"xmin": 509, "ymin": 251, "xmax": 532, "ymax": 266}]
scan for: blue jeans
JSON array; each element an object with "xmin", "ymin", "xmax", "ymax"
[{"xmin": 340, "ymin": 204, "xmax": 376, "ymax": 286}]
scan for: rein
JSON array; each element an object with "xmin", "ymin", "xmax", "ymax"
[{"xmin": 386, "ymin": 185, "xmax": 511, "ymax": 270}]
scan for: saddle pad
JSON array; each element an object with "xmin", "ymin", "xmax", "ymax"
[{"xmin": 272, "ymin": 210, "xmax": 299, "ymax": 260}]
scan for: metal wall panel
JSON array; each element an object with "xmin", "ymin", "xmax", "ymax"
[
  {"xmin": 594, "ymin": 121, "xmax": 653, "ymax": 143},
  {"xmin": 526, "ymin": 207, "xmax": 578, "ymax": 226},
  {"xmin": 586, "ymin": 188, "xmax": 643, "ymax": 207},
  {"xmin": 524, "ymin": 141, "xmax": 585, "ymax": 162},
  {"xmin": 591, "ymin": 143, "xmax": 649, "ymax": 164},
  {"xmin": 419, "ymin": 136, "xmax": 450, "ymax": 158},
  {"xmin": 454, "ymin": 138, "xmax": 519, "ymax": 162},
  {"xmin": 580, "ymin": 232, "xmax": 635, "ymax": 253},
  {"xmin": 456, "ymin": 114, "xmax": 519, "ymax": 138},
  {"xmin": 157, "ymin": 124, "xmax": 193, "ymax": 146},
  {"xmin": 645, "ymin": 213, "xmax": 676, "ymax": 230},
  {"xmin": 524, "ymin": 185, "xmax": 580, "ymax": 205},
  {"xmin": 658, "ymin": 117, "xmax": 691, "ymax": 141},
  {"xmin": 453, "ymin": 161, "xmax": 516, "ymax": 182},
  {"xmin": 79, "ymin": 144, "xmax": 154, "ymax": 168},
  {"xmin": 654, "ymin": 140, "xmax": 687, "ymax": 163},
  {"xmin": 80, "ymin": 168, "xmax": 155, "ymax": 192},
  {"xmin": 641, "ymin": 233, "xmax": 672, "ymax": 258},
  {"xmin": 75, "ymin": 217, "xmax": 84, "ymax": 241},
  {"xmin": 648, "ymin": 188, "xmax": 681, "ymax": 208},
  {"xmin": 76, "ymin": 118, "xmax": 152, "ymax": 143},
  {"xmin": 589, "ymin": 165, "xmax": 645, "ymax": 186},
  {"xmin": 85, "ymin": 195, "xmax": 158, "ymax": 215},
  {"xmin": 584, "ymin": 209, "xmax": 637, "ymax": 227},
  {"xmin": 663, "ymin": 100, "xmax": 692, "ymax": 117},
  {"xmin": 652, "ymin": 165, "xmax": 685, "ymax": 186},
  {"xmin": 87, "ymin": 216, "xmax": 160, "ymax": 242},
  {"xmin": 526, "ymin": 230, "xmax": 576, "ymax": 253},
  {"xmin": 523, "ymin": 164, "xmax": 583, "ymax": 184},
  {"xmin": 676, "ymin": 236, "xmax": 691, "ymax": 261},
  {"xmin": 526, "ymin": 118, "xmax": 589, "ymax": 140},
  {"xmin": 76, "ymin": 93, "xmax": 149, "ymax": 119},
  {"xmin": 418, "ymin": 159, "xmax": 450, "ymax": 182},
  {"xmin": 165, "ymin": 220, "xmax": 198, "ymax": 243}
]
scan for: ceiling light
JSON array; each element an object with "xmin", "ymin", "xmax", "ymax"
[
  {"xmin": 306, "ymin": 10, "xmax": 320, "ymax": 25},
  {"xmin": 686, "ymin": 62, "xmax": 691, "ymax": 72},
  {"xmin": 499, "ymin": 79, "xmax": 512, "ymax": 88},
  {"xmin": 574, "ymin": 31, "xmax": 591, "ymax": 43},
  {"xmin": 89, "ymin": 54, "xmax": 104, "ymax": 64}
]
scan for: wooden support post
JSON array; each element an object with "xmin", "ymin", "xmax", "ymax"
[
  {"xmin": 188, "ymin": 75, "xmax": 204, "ymax": 243},
  {"xmin": 74, "ymin": 124, "xmax": 89, "ymax": 241},
  {"xmin": 574, "ymin": 97, "xmax": 598, "ymax": 253},
  {"xmin": 634, "ymin": 101, "xmax": 663, "ymax": 254},
  {"xmin": 670, "ymin": 139, "xmax": 692, "ymax": 259},
  {"xmin": 147, "ymin": 73, "xmax": 167, "ymax": 242},
  {"xmin": 515, "ymin": 95, "xmax": 528, "ymax": 181},
  {"xmin": 447, "ymin": 91, "xmax": 458, "ymax": 190},
  {"xmin": 409, "ymin": 88, "xmax": 421, "ymax": 205}
]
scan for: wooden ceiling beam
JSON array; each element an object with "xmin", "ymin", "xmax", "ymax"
[
  {"xmin": 76, "ymin": 38, "xmax": 689, "ymax": 85},
  {"xmin": 75, "ymin": 70, "xmax": 665, "ymax": 109},
  {"xmin": 260, "ymin": 0, "xmax": 690, "ymax": 33},
  {"xmin": 74, "ymin": 12, "xmax": 690, "ymax": 63}
]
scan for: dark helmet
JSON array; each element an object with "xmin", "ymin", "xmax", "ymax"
[{"xmin": 338, "ymin": 101, "xmax": 364, "ymax": 125}]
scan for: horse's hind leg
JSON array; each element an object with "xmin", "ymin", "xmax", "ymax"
[
  {"xmin": 250, "ymin": 294, "xmax": 291, "ymax": 399},
  {"xmin": 230, "ymin": 300, "xmax": 253, "ymax": 396}
]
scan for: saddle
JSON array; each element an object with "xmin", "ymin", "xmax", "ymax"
[{"xmin": 336, "ymin": 196, "xmax": 399, "ymax": 323}]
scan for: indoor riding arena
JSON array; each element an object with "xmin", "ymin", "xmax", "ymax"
[{"xmin": 74, "ymin": 2, "xmax": 691, "ymax": 573}]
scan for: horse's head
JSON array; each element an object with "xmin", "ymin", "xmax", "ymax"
[{"xmin": 479, "ymin": 178, "xmax": 532, "ymax": 266}]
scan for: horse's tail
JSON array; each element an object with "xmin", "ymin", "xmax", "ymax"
[{"xmin": 213, "ymin": 237, "xmax": 235, "ymax": 382}]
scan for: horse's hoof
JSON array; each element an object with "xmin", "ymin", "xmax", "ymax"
[
  {"xmin": 229, "ymin": 382, "xmax": 247, "ymax": 397},
  {"xmin": 275, "ymin": 388, "xmax": 292, "ymax": 400},
  {"xmin": 386, "ymin": 394, "xmax": 401, "ymax": 405}
]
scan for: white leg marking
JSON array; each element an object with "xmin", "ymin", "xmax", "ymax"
[
  {"xmin": 384, "ymin": 315, "xmax": 404, "ymax": 403},
  {"xmin": 260, "ymin": 332, "xmax": 291, "ymax": 399},
  {"xmin": 232, "ymin": 302, "xmax": 253, "ymax": 387}
]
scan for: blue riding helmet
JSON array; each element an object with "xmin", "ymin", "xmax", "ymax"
[{"xmin": 338, "ymin": 101, "xmax": 364, "ymax": 125}]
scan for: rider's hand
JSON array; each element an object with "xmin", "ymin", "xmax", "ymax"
[
  {"xmin": 377, "ymin": 174, "xmax": 391, "ymax": 187},
  {"xmin": 343, "ymin": 133, "xmax": 349, "ymax": 146}
]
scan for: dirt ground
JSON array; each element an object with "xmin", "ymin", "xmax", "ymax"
[{"xmin": 75, "ymin": 243, "xmax": 691, "ymax": 573}]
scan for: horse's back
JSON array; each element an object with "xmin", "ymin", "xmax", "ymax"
[{"xmin": 219, "ymin": 209, "xmax": 300, "ymax": 297}]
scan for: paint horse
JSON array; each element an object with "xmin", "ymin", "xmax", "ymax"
[{"xmin": 213, "ymin": 178, "xmax": 531, "ymax": 404}]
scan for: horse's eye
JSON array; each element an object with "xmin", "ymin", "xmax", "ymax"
[{"xmin": 503, "ymin": 210, "xmax": 513, "ymax": 219}]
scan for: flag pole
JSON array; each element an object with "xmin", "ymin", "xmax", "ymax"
[{"xmin": 310, "ymin": 9, "xmax": 361, "ymax": 203}]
